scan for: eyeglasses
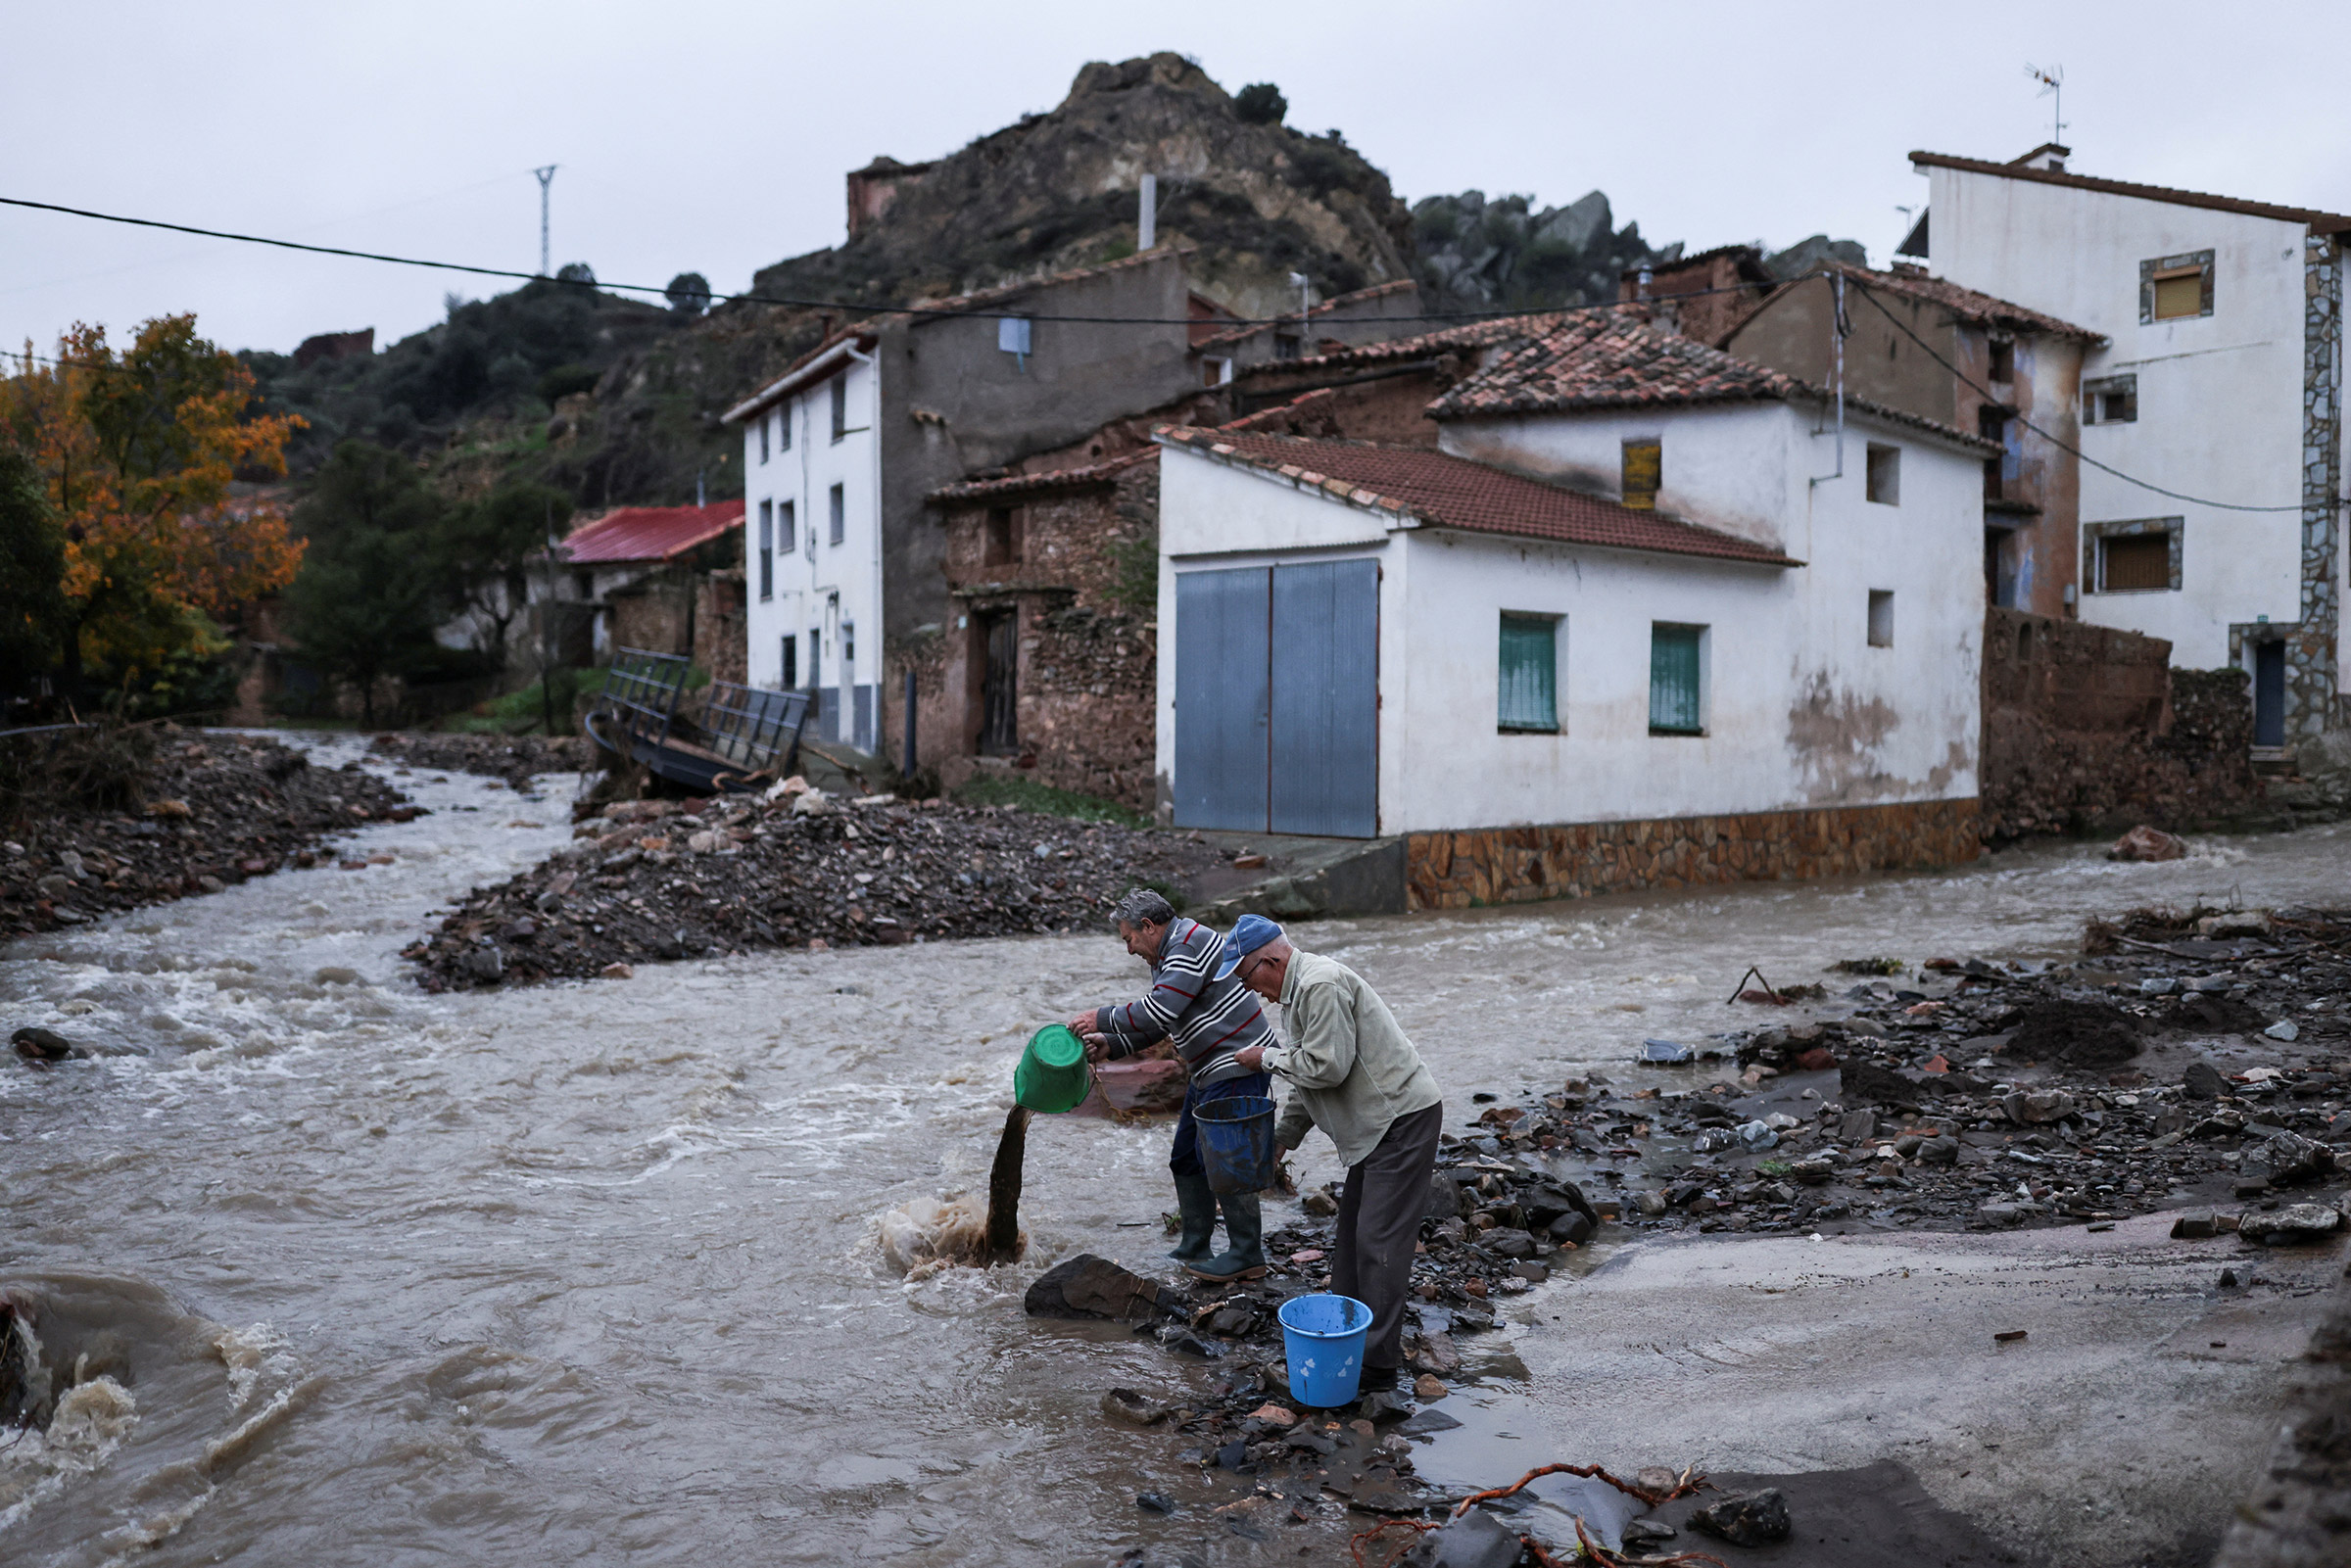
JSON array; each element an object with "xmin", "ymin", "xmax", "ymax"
[{"xmin": 1235, "ymin": 951, "xmax": 1273, "ymax": 984}]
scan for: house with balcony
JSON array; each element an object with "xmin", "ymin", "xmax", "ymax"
[{"xmin": 1903, "ymin": 143, "xmax": 2350, "ymax": 748}]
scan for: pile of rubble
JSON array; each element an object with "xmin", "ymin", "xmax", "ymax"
[
  {"xmin": 1454, "ymin": 906, "xmax": 2350, "ymax": 1240},
  {"xmin": 1, "ymin": 731, "xmax": 413, "ymax": 937},
  {"xmin": 368, "ymin": 732, "xmax": 591, "ymax": 790},
  {"xmin": 404, "ymin": 786, "xmax": 1229, "ymax": 989}
]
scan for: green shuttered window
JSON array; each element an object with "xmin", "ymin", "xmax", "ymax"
[
  {"xmin": 1498, "ymin": 614, "xmax": 1559, "ymax": 733},
  {"xmin": 1650, "ymin": 624, "xmax": 1703, "ymax": 735}
]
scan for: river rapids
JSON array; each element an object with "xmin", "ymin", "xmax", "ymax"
[{"xmin": 4, "ymin": 733, "xmax": 2347, "ymax": 1564}]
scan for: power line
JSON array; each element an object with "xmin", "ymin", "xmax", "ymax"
[
  {"xmin": 0, "ymin": 192, "xmax": 1742, "ymax": 329},
  {"xmin": 1845, "ymin": 277, "xmax": 2310, "ymax": 514}
]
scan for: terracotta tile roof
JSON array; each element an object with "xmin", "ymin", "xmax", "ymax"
[
  {"xmin": 922, "ymin": 388, "xmax": 1339, "ymax": 506},
  {"xmin": 1823, "ymin": 261, "xmax": 2103, "ymax": 342},
  {"xmin": 1153, "ymin": 427, "xmax": 1799, "ymax": 567},
  {"xmin": 1910, "ymin": 151, "xmax": 2351, "ymax": 234},
  {"xmin": 1233, "ymin": 311, "xmax": 1562, "ymax": 379},
  {"xmin": 928, "ymin": 449, "xmax": 1155, "ymax": 504},
  {"xmin": 558, "ymin": 501, "xmax": 744, "ymax": 564},
  {"xmin": 1191, "ymin": 280, "xmax": 1420, "ymax": 353},
  {"xmin": 726, "ymin": 246, "xmax": 1198, "ymax": 422},
  {"xmin": 1429, "ymin": 309, "xmax": 1999, "ymax": 453}
]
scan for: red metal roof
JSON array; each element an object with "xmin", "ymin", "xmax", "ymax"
[
  {"xmin": 1154, "ymin": 427, "xmax": 1799, "ymax": 567},
  {"xmin": 559, "ymin": 501, "xmax": 744, "ymax": 564}
]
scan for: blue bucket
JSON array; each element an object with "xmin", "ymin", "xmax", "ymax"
[
  {"xmin": 1278, "ymin": 1293, "xmax": 1371, "ymax": 1407},
  {"xmin": 1191, "ymin": 1095, "xmax": 1277, "ymax": 1195}
]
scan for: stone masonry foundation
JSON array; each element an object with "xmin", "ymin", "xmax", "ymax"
[{"xmin": 1406, "ymin": 798, "xmax": 1981, "ymax": 911}]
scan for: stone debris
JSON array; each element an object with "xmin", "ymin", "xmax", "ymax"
[
  {"xmin": 1, "ymin": 730, "xmax": 410, "ymax": 937},
  {"xmin": 1690, "ymin": 1487, "xmax": 1793, "ymax": 1545},
  {"xmin": 404, "ymin": 791, "xmax": 1226, "ymax": 988},
  {"xmin": 2109, "ymin": 825, "xmax": 2189, "ymax": 862},
  {"xmin": 367, "ymin": 732, "xmax": 592, "ymax": 789}
]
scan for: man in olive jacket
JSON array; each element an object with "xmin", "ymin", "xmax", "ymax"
[{"xmin": 1223, "ymin": 916, "xmax": 1442, "ymax": 1393}]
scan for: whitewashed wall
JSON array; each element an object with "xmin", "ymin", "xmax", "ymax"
[
  {"xmin": 1926, "ymin": 166, "xmax": 2317, "ymax": 669},
  {"xmin": 742, "ymin": 356, "xmax": 883, "ymax": 744},
  {"xmin": 1156, "ymin": 403, "xmax": 1984, "ymax": 835}
]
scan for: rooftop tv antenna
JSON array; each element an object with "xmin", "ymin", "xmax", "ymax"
[
  {"xmin": 533, "ymin": 165, "xmax": 558, "ymax": 277},
  {"xmin": 2025, "ymin": 64, "xmax": 2066, "ymax": 146}
]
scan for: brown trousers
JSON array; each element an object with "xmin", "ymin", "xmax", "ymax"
[{"xmin": 1329, "ymin": 1101, "xmax": 1443, "ymax": 1372}]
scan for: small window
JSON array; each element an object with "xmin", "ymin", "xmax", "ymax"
[
  {"xmin": 778, "ymin": 499, "xmax": 796, "ymax": 554},
  {"xmin": 572, "ymin": 567, "xmax": 594, "ymax": 599},
  {"xmin": 842, "ymin": 621, "xmax": 855, "ymax": 666},
  {"xmin": 1621, "ymin": 439, "xmax": 1661, "ymax": 510},
  {"xmin": 984, "ymin": 506, "xmax": 1022, "ymax": 567},
  {"xmin": 781, "ymin": 634, "xmax": 797, "ymax": 689},
  {"xmin": 756, "ymin": 500, "xmax": 774, "ymax": 601},
  {"xmin": 777, "ymin": 405, "xmax": 792, "ymax": 452},
  {"xmin": 2140, "ymin": 251, "xmax": 2214, "ymax": 324},
  {"xmin": 2100, "ymin": 533, "xmax": 2173, "ymax": 592},
  {"xmin": 758, "ymin": 415, "xmax": 769, "ymax": 464},
  {"xmin": 1202, "ymin": 356, "xmax": 1232, "ymax": 387},
  {"xmin": 2084, "ymin": 374, "xmax": 2137, "ymax": 424},
  {"xmin": 1987, "ymin": 339, "xmax": 2014, "ymax": 382},
  {"xmin": 1867, "ymin": 590, "xmax": 1895, "ymax": 648},
  {"xmin": 998, "ymin": 317, "xmax": 1032, "ymax": 358},
  {"xmin": 1497, "ymin": 614, "xmax": 1559, "ymax": 734},
  {"xmin": 1649, "ymin": 624, "xmax": 1705, "ymax": 736},
  {"xmin": 828, "ymin": 483, "xmax": 845, "ymax": 546},
  {"xmin": 1865, "ymin": 444, "xmax": 1900, "ymax": 505},
  {"xmin": 830, "ymin": 375, "xmax": 848, "ymax": 442},
  {"xmin": 1272, "ymin": 332, "xmax": 1302, "ymax": 361}
]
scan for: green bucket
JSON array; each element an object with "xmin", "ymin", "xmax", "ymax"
[{"xmin": 1014, "ymin": 1023, "xmax": 1092, "ymax": 1114}]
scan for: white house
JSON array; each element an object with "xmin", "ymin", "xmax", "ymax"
[
  {"xmin": 727, "ymin": 335, "xmax": 885, "ymax": 750},
  {"xmin": 1909, "ymin": 144, "xmax": 2349, "ymax": 747},
  {"xmin": 1153, "ymin": 311, "xmax": 1996, "ymax": 908}
]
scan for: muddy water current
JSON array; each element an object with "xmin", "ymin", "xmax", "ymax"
[{"xmin": 5, "ymin": 735, "xmax": 2349, "ymax": 1565}]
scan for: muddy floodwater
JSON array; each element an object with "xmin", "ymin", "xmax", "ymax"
[{"xmin": 5, "ymin": 736, "xmax": 2348, "ymax": 1565}]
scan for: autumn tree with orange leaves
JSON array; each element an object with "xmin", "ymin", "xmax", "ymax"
[{"xmin": 0, "ymin": 315, "xmax": 305, "ymax": 707}]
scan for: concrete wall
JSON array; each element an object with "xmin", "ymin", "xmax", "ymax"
[
  {"xmin": 1156, "ymin": 401, "xmax": 1985, "ymax": 835},
  {"xmin": 1925, "ymin": 166, "xmax": 2324, "ymax": 675}
]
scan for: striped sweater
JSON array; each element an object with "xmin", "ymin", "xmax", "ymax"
[{"xmin": 1091, "ymin": 918, "xmax": 1273, "ymax": 1086}]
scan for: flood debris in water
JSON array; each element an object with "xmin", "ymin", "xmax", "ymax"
[
  {"xmin": 367, "ymin": 732, "xmax": 591, "ymax": 790},
  {"xmin": 984, "ymin": 1106, "xmax": 1032, "ymax": 1262},
  {"xmin": 1, "ymin": 728, "xmax": 413, "ymax": 937},
  {"xmin": 406, "ymin": 792, "xmax": 1225, "ymax": 988}
]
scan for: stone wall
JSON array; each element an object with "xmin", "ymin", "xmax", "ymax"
[
  {"xmin": 693, "ymin": 570, "xmax": 746, "ymax": 686},
  {"xmin": 1979, "ymin": 607, "xmax": 2259, "ymax": 840},
  {"xmin": 1406, "ymin": 798, "xmax": 1981, "ymax": 910}
]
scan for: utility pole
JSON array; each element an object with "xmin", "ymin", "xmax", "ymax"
[{"xmin": 533, "ymin": 165, "xmax": 558, "ymax": 277}]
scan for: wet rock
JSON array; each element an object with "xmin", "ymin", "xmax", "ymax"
[
  {"xmin": 11, "ymin": 1026, "xmax": 83, "ymax": 1062},
  {"xmin": 2109, "ymin": 825, "xmax": 2187, "ymax": 862},
  {"xmin": 2171, "ymin": 1211, "xmax": 2219, "ymax": 1240},
  {"xmin": 2244, "ymin": 1204, "xmax": 2343, "ymax": 1245},
  {"xmin": 1026, "ymin": 1255, "xmax": 1177, "ymax": 1320},
  {"xmin": 1838, "ymin": 1108, "xmax": 1879, "ymax": 1143},
  {"xmin": 1546, "ymin": 1212, "xmax": 1595, "ymax": 1245},
  {"xmin": 1102, "ymin": 1388, "xmax": 1173, "ymax": 1426},
  {"xmin": 1485, "ymin": 1228, "xmax": 1536, "ymax": 1259},
  {"xmin": 1428, "ymin": 1506, "xmax": 1522, "ymax": 1568},
  {"xmin": 2002, "ymin": 999, "xmax": 2142, "ymax": 1068},
  {"xmin": 1357, "ymin": 1390, "xmax": 1414, "ymax": 1423},
  {"xmin": 1424, "ymin": 1172, "xmax": 1466, "ymax": 1220},
  {"xmin": 2259, "ymin": 1130, "xmax": 2334, "ymax": 1186},
  {"xmin": 2183, "ymin": 1062, "xmax": 2230, "ymax": 1101},
  {"xmin": 1414, "ymin": 1374, "xmax": 1449, "ymax": 1401},
  {"xmin": 1246, "ymin": 1402, "xmax": 1296, "ymax": 1428},
  {"xmin": 1622, "ymin": 1518, "xmax": 1678, "ymax": 1546},
  {"xmin": 1690, "ymin": 1488, "xmax": 1792, "ymax": 1545},
  {"xmin": 1303, "ymin": 1186, "xmax": 1340, "ymax": 1217},
  {"xmin": 1977, "ymin": 1203, "xmax": 2027, "ymax": 1227},
  {"xmin": 1841, "ymin": 1059, "xmax": 1918, "ymax": 1105},
  {"xmin": 1134, "ymin": 1491, "xmax": 1175, "ymax": 1514},
  {"xmin": 2002, "ymin": 1089, "xmax": 2076, "ymax": 1124},
  {"xmin": 2265, "ymin": 1019, "xmax": 2302, "ymax": 1042}
]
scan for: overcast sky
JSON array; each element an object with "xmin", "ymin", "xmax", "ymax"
[{"xmin": 9, "ymin": 1, "xmax": 2350, "ymax": 359}]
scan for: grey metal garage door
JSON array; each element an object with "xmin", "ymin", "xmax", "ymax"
[{"xmin": 1174, "ymin": 560, "xmax": 1378, "ymax": 836}]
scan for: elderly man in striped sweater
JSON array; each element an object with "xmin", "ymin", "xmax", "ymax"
[{"xmin": 1072, "ymin": 888, "xmax": 1276, "ymax": 1282}]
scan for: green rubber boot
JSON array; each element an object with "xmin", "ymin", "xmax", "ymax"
[
  {"xmin": 1168, "ymin": 1170, "xmax": 1219, "ymax": 1264},
  {"xmin": 1185, "ymin": 1188, "xmax": 1268, "ymax": 1281}
]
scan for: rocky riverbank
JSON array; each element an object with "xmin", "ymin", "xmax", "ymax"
[
  {"xmin": 1, "ymin": 729, "xmax": 412, "ymax": 939},
  {"xmin": 404, "ymin": 786, "xmax": 1231, "ymax": 990},
  {"xmin": 1471, "ymin": 903, "xmax": 2351, "ymax": 1244},
  {"xmin": 368, "ymin": 732, "xmax": 592, "ymax": 790}
]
